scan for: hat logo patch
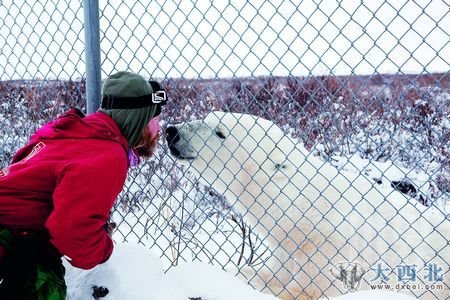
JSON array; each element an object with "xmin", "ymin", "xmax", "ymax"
[{"xmin": 152, "ymin": 91, "xmax": 167, "ymax": 104}]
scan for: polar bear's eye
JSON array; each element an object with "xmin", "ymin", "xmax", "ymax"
[{"xmin": 215, "ymin": 130, "xmax": 226, "ymax": 139}]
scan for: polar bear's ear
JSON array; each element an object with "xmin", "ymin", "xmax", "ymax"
[{"xmin": 274, "ymin": 163, "xmax": 287, "ymax": 170}]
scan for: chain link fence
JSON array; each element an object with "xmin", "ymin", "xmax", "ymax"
[{"xmin": 1, "ymin": 0, "xmax": 449, "ymax": 299}]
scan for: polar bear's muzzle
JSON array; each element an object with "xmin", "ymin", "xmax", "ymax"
[{"xmin": 165, "ymin": 125, "xmax": 196, "ymax": 160}]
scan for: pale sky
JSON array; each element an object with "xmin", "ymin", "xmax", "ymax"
[{"xmin": 1, "ymin": 0, "xmax": 449, "ymax": 80}]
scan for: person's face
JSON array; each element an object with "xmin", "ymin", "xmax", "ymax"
[{"xmin": 135, "ymin": 116, "xmax": 161, "ymax": 158}]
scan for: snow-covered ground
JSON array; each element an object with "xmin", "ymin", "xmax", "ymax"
[
  {"xmin": 64, "ymin": 242, "xmax": 418, "ymax": 300},
  {"xmin": 64, "ymin": 242, "xmax": 278, "ymax": 300}
]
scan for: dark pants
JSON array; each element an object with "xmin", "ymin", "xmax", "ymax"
[{"xmin": 0, "ymin": 228, "xmax": 66, "ymax": 300}]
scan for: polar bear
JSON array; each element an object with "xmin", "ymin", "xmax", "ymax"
[{"xmin": 165, "ymin": 111, "xmax": 449, "ymax": 300}]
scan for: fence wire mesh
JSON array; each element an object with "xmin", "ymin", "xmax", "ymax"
[{"xmin": 1, "ymin": 0, "xmax": 449, "ymax": 299}]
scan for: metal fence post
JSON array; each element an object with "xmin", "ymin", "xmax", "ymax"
[{"xmin": 83, "ymin": 0, "xmax": 101, "ymax": 114}]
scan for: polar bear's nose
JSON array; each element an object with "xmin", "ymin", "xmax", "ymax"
[
  {"xmin": 166, "ymin": 126, "xmax": 180, "ymax": 145},
  {"xmin": 166, "ymin": 126, "xmax": 181, "ymax": 157}
]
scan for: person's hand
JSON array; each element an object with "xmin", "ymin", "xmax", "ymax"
[{"xmin": 105, "ymin": 221, "xmax": 116, "ymax": 236}]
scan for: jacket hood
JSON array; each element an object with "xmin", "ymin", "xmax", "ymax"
[{"xmin": 34, "ymin": 108, "xmax": 129, "ymax": 151}]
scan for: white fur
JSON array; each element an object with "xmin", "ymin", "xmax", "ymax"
[{"xmin": 169, "ymin": 111, "xmax": 449, "ymax": 300}]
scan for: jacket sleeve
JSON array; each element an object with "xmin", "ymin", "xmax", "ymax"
[{"xmin": 45, "ymin": 152, "xmax": 128, "ymax": 269}]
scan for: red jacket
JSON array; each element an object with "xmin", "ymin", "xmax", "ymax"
[{"xmin": 0, "ymin": 108, "xmax": 129, "ymax": 269}]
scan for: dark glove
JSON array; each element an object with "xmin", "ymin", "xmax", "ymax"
[{"xmin": 105, "ymin": 221, "xmax": 116, "ymax": 236}]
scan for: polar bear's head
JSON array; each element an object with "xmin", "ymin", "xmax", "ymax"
[{"xmin": 165, "ymin": 111, "xmax": 308, "ymax": 223}]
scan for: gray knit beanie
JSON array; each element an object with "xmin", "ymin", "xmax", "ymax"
[{"xmin": 98, "ymin": 71, "xmax": 162, "ymax": 147}]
